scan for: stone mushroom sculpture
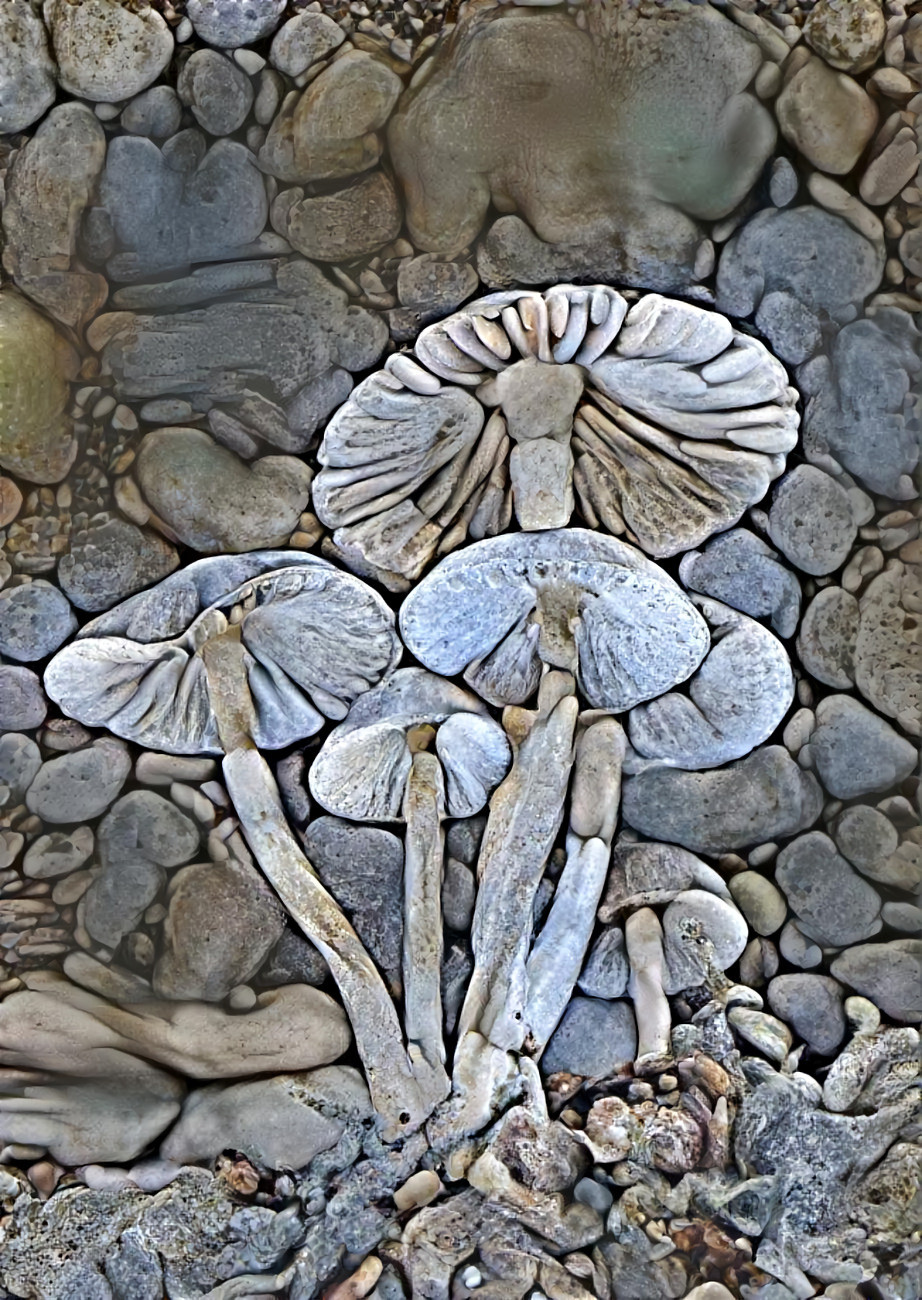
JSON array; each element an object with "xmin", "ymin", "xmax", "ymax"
[
  {"xmin": 312, "ymin": 287, "xmax": 799, "ymax": 584},
  {"xmin": 43, "ymin": 553, "xmax": 438, "ymax": 1136},
  {"xmin": 308, "ymin": 668, "xmax": 511, "ymax": 1115}
]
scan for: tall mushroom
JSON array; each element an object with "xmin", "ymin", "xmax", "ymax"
[
  {"xmin": 308, "ymin": 668, "xmax": 511, "ymax": 1116},
  {"xmin": 44, "ymin": 554, "xmax": 435, "ymax": 1136}
]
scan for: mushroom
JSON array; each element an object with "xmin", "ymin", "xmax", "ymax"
[
  {"xmin": 308, "ymin": 668, "xmax": 511, "ymax": 1111},
  {"xmin": 398, "ymin": 528, "xmax": 710, "ymax": 710},
  {"xmin": 43, "ymin": 553, "xmax": 436, "ymax": 1136},
  {"xmin": 312, "ymin": 286, "xmax": 799, "ymax": 583}
]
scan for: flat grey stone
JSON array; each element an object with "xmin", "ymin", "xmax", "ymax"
[
  {"xmin": 796, "ymin": 586, "xmax": 858, "ymax": 688},
  {"xmin": 57, "ymin": 516, "xmax": 179, "ymax": 613},
  {"xmin": 0, "ymin": 733, "xmax": 42, "ymax": 801},
  {"xmin": 622, "ymin": 746, "xmax": 823, "ymax": 854},
  {"xmin": 269, "ymin": 12, "xmax": 345, "ymax": 77},
  {"xmin": 0, "ymin": 0, "xmax": 57, "ymax": 133},
  {"xmin": 302, "ymin": 816, "xmax": 404, "ymax": 995},
  {"xmin": 767, "ymin": 466, "xmax": 857, "ymax": 576},
  {"xmin": 177, "ymin": 50, "xmax": 254, "ymax": 137},
  {"xmin": 84, "ymin": 857, "xmax": 166, "ymax": 949},
  {"xmin": 121, "ymin": 85, "xmax": 183, "ymax": 138},
  {"xmin": 26, "ymin": 738, "xmax": 132, "ymax": 824},
  {"xmin": 154, "ymin": 860, "xmax": 285, "ymax": 1001},
  {"xmin": 0, "ymin": 666, "xmax": 48, "ymax": 731},
  {"xmin": 542, "ymin": 996, "xmax": 637, "ymax": 1078},
  {"xmin": 285, "ymin": 367, "xmax": 353, "ymax": 449},
  {"xmin": 767, "ymin": 973, "xmax": 845, "ymax": 1054},
  {"xmin": 833, "ymin": 804, "xmax": 899, "ymax": 874},
  {"xmin": 678, "ymin": 529, "xmax": 801, "ymax": 640},
  {"xmin": 258, "ymin": 925, "xmax": 328, "ymax": 988},
  {"xmin": 578, "ymin": 926, "xmax": 629, "ymax": 999},
  {"xmin": 881, "ymin": 902, "xmax": 922, "ymax": 933},
  {"xmin": 662, "ymin": 889, "xmax": 749, "ymax": 993},
  {"xmin": 779, "ymin": 918, "xmax": 822, "ymax": 969},
  {"xmin": 98, "ymin": 791, "xmax": 200, "ymax": 870},
  {"xmin": 775, "ymin": 831, "xmax": 882, "ymax": 947},
  {"xmin": 810, "ymin": 694, "xmax": 917, "ymax": 799},
  {"xmin": 23, "ymin": 825, "xmax": 94, "ymax": 879},
  {"xmin": 445, "ymin": 816, "xmax": 486, "ymax": 868},
  {"xmin": 397, "ymin": 257, "xmax": 480, "ymax": 314},
  {"xmin": 186, "ymin": 0, "xmax": 286, "ymax": 48},
  {"xmin": 830, "ymin": 939, "xmax": 922, "ymax": 1022},
  {"xmin": 754, "ymin": 290, "xmax": 822, "ymax": 365},
  {"xmin": 443, "ymin": 857, "xmax": 476, "ymax": 933},
  {"xmin": 853, "ymin": 561, "xmax": 920, "ymax": 738},
  {"xmin": 0, "ymin": 581, "xmax": 77, "ymax": 662}
]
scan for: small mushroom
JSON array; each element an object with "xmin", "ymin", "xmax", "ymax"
[
  {"xmin": 399, "ymin": 528, "xmax": 710, "ymax": 710},
  {"xmin": 309, "ymin": 668, "xmax": 511, "ymax": 1105},
  {"xmin": 43, "ymin": 554, "xmax": 436, "ymax": 1136}
]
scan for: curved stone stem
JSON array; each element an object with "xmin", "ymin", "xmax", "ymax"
[{"xmin": 625, "ymin": 906, "xmax": 674, "ymax": 1074}]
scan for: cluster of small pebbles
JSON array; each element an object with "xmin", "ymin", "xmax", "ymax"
[{"xmin": 0, "ymin": 1, "xmax": 920, "ymax": 1299}]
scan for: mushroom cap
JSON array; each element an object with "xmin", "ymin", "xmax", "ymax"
[
  {"xmin": 308, "ymin": 667, "xmax": 511, "ymax": 821},
  {"xmin": 44, "ymin": 554, "xmax": 402, "ymax": 755},
  {"xmin": 398, "ymin": 529, "xmax": 710, "ymax": 711}
]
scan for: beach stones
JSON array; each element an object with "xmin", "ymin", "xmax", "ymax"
[
  {"xmin": 43, "ymin": 0, "xmax": 174, "ymax": 103},
  {"xmin": 830, "ymin": 941, "xmax": 922, "ymax": 1023},
  {"xmin": 185, "ymin": 0, "xmax": 286, "ymax": 48},
  {"xmin": 0, "ymin": 581, "xmax": 77, "ymax": 662},
  {"xmin": 775, "ymin": 832, "xmax": 882, "ymax": 947},
  {"xmin": 25, "ymin": 738, "xmax": 131, "ymax": 824},
  {"xmin": 542, "ymin": 996, "xmax": 637, "ymax": 1078},
  {"xmin": 809, "ymin": 695, "xmax": 917, "ymax": 799}
]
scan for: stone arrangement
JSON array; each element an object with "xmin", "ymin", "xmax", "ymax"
[{"xmin": 0, "ymin": 2, "xmax": 920, "ymax": 1299}]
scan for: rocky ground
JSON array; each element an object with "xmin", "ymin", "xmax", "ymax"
[{"xmin": 0, "ymin": 1, "xmax": 920, "ymax": 1298}]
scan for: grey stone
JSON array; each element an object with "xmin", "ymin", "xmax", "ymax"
[
  {"xmin": 622, "ymin": 746, "xmax": 823, "ymax": 854},
  {"xmin": 397, "ymin": 257, "xmax": 480, "ymax": 314},
  {"xmin": 662, "ymin": 889, "xmax": 749, "ymax": 993},
  {"xmin": 258, "ymin": 925, "xmax": 328, "ymax": 988},
  {"xmin": 678, "ymin": 528, "xmax": 801, "ymax": 639},
  {"xmin": 84, "ymin": 858, "xmax": 166, "ymax": 949},
  {"xmin": 0, "ymin": 581, "xmax": 77, "ymax": 662},
  {"xmin": 284, "ymin": 367, "xmax": 353, "ymax": 450},
  {"xmin": 599, "ymin": 839, "xmax": 731, "ymax": 918},
  {"xmin": 881, "ymin": 902, "xmax": 922, "ymax": 932},
  {"xmin": 798, "ymin": 309, "xmax": 919, "ymax": 499},
  {"xmin": 26, "ymin": 738, "xmax": 132, "ymax": 823},
  {"xmin": 269, "ymin": 12, "xmax": 345, "ymax": 76},
  {"xmin": 541, "ymin": 996, "xmax": 637, "ymax": 1078},
  {"xmin": 272, "ymin": 170, "xmax": 402, "ymax": 262},
  {"xmin": 98, "ymin": 791, "xmax": 200, "ymax": 870},
  {"xmin": 754, "ymin": 290, "xmax": 822, "ymax": 364},
  {"xmin": 775, "ymin": 831, "xmax": 882, "ymax": 947},
  {"xmin": 105, "ymin": 1228, "xmax": 164, "ymax": 1300},
  {"xmin": 854, "ymin": 561, "xmax": 920, "ymax": 738},
  {"xmin": 0, "ymin": 733, "xmax": 42, "ymax": 801},
  {"xmin": 43, "ymin": 0, "xmax": 174, "ymax": 102},
  {"xmin": 302, "ymin": 816, "xmax": 404, "ymax": 995},
  {"xmin": 767, "ymin": 466, "xmax": 857, "ymax": 577},
  {"xmin": 154, "ymin": 860, "xmax": 285, "ymax": 1001},
  {"xmin": 833, "ymin": 805, "xmax": 899, "ymax": 874},
  {"xmin": 767, "ymin": 974, "xmax": 846, "ymax": 1054},
  {"xmin": 441, "ymin": 938, "xmax": 473, "ymax": 1035},
  {"xmin": 177, "ymin": 50, "xmax": 254, "ymax": 137},
  {"xmin": 443, "ymin": 857, "xmax": 476, "ymax": 932},
  {"xmin": 810, "ymin": 694, "xmax": 916, "ymax": 799},
  {"xmin": 23, "ymin": 825, "xmax": 94, "ymax": 879},
  {"xmin": 768, "ymin": 157, "xmax": 799, "ymax": 209},
  {"xmin": 160, "ymin": 1065, "xmax": 371, "ymax": 1168},
  {"xmin": 445, "ymin": 816, "xmax": 486, "ymax": 868},
  {"xmin": 830, "ymin": 939, "xmax": 922, "ymax": 1022},
  {"xmin": 796, "ymin": 586, "xmax": 858, "ymax": 689},
  {"xmin": 0, "ymin": 0, "xmax": 57, "ymax": 133},
  {"xmin": 57, "ymin": 516, "xmax": 179, "ymax": 613},
  {"xmin": 779, "ymin": 919, "xmax": 822, "ymax": 969},
  {"xmin": 186, "ymin": 0, "xmax": 287, "ymax": 48},
  {"xmin": 578, "ymin": 925, "xmax": 629, "ymax": 999},
  {"xmin": 0, "ymin": 666, "xmax": 47, "ymax": 731},
  {"xmin": 729, "ymin": 870, "xmax": 788, "ymax": 937},
  {"xmin": 121, "ymin": 85, "xmax": 183, "ymax": 138}
]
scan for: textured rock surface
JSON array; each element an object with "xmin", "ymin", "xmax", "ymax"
[
  {"xmin": 830, "ymin": 941, "xmax": 922, "ymax": 1022},
  {"xmin": 43, "ymin": 0, "xmax": 174, "ymax": 102},
  {"xmin": 0, "ymin": 0, "xmax": 57, "ymax": 133},
  {"xmin": 541, "ymin": 996, "xmax": 637, "ymax": 1078},
  {"xmin": 775, "ymin": 831, "xmax": 882, "ymax": 947},
  {"xmin": 26, "ymin": 739, "xmax": 132, "ymax": 824},
  {"xmin": 810, "ymin": 694, "xmax": 917, "ymax": 798}
]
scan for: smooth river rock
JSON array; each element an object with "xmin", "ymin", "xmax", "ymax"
[
  {"xmin": 775, "ymin": 831, "xmax": 882, "ymax": 947},
  {"xmin": 810, "ymin": 695, "xmax": 917, "ymax": 799},
  {"xmin": 26, "ymin": 739, "xmax": 132, "ymax": 824}
]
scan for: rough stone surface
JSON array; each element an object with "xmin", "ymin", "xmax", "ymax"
[
  {"xmin": 833, "ymin": 805, "xmax": 900, "ymax": 874},
  {"xmin": 121, "ymin": 85, "xmax": 183, "ymax": 138},
  {"xmin": 0, "ymin": 581, "xmax": 77, "ymax": 663},
  {"xmin": 830, "ymin": 940, "xmax": 922, "ymax": 1022},
  {"xmin": 662, "ymin": 890, "xmax": 749, "ymax": 993},
  {"xmin": 186, "ymin": 0, "xmax": 287, "ymax": 48},
  {"xmin": 269, "ymin": 11, "xmax": 345, "ymax": 76},
  {"xmin": 43, "ymin": 0, "xmax": 174, "ymax": 102},
  {"xmin": 776, "ymin": 58, "xmax": 878, "ymax": 175},
  {"xmin": 177, "ymin": 50, "xmax": 254, "ymax": 138},
  {"xmin": 98, "ymin": 791, "xmax": 200, "ymax": 870},
  {"xmin": 775, "ymin": 831, "xmax": 882, "ymax": 947},
  {"xmin": 797, "ymin": 586, "xmax": 859, "ymax": 688},
  {"xmin": 0, "ymin": 665, "xmax": 48, "ymax": 731},
  {"xmin": 767, "ymin": 466, "xmax": 857, "ymax": 576},
  {"xmin": 258, "ymin": 925, "xmax": 329, "ymax": 988},
  {"xmin": 23, "ymin": 826, "xmax": 95, "ymax": 879},
  {"xmin": 767, "ymin": 974, "xmax": 846, "ymax": 1055},
  {"xmin": 397, "ymin": 257, "xmax": 480, "ymax": 314},
  {"xmin": 25, "ymin": 738, "xmax": 132, "ymax": 824},
  {"xmin": 804, "ymin": 0, "xmax": 886, "ymax": 72},
  {"xmin": 622, "ymin": 746, "xmax": 823, "ymax": 854},
  {"xmin": 810, "ymin": 694, "xmax": 917, "ymax": 799},
  {"xmin": 542, "ymin": 996, "xmax": 637, "ymax": 1078},
  {"xmin": 578, "ymin": 926, "xmax": 629, "ymax": 1000},
  {"xmin": 272, "ymin": 170, "xmax": 402, "ymax": 262},
  {"xmin": 84, "ymin": 858, "xmax": 166, "ymax": 949},
  {"xmin": 854, "ymin": 562, "xmax": 921, "ymax": 737},
  {"xmin": 0, "ymin": 733, "xmax": 42, "ymax": 802},
  {"xmin": 0, "ymin": 0, "xmax": 57, "ymax": 133},
  {"xmin": 678, "ymin": 529, "xmax": 801, "ymax": 640},
  {"xmin": 57, "ymin": 517, "xmax": 179, "ymax": 613}
]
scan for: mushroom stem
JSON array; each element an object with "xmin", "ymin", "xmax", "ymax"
[
  {"xmin": 402, "ymin": 750, "xmax": 448, "ymax": 1081},
  {"xmin": 509, "ymin": 438, "xmax": 574, "ymax": 531},
  {"xmin": 625, "ymin": 906, "xmax": 674, "ymax": 1075}
]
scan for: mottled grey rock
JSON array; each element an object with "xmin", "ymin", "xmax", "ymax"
[
  {"xmin": 578, "ymin": 926, "xmax": 629, "ymax": 999},
  {"xmin": 154, "ymin": 860, "xmax": 285, "ymax": 1001},
  {"xmin": 257, "ymin": 925, "xmax": 328, "ymax": 988},
  {"xmin": 0, "ymin": 665, "xmax": 47, "ymax": 731},
  {"xmin": 285, "ymin": 367, "xmax": 354, "ymax": 449},
  {"xmin": 445, "ymin": 816, "xmax": 486, "ymax": 868},
  {"xmin": 797, "ymin": 586, "xmax": 858, "ymax": 688},
  {"xmin": 0, "ymin": 733, "xmax": 42, "ymax": 801},
  {"xmin": 729, "ymin": 870, "xmax": 788, "ymax": 937},
  {"xmin": 186, "ymin": 0, "xmax": 286, "ymax": 48},
  {"xmin": 269, "ymin": 11, "xmax": 345, "ymax": 76},
  {"xmin": 767, "ymin": 974, "xmax": 846, "ymax": 1054},
  {"xmin": 57, "ymin": 516, "xmax": 179, "ymax": 613},
  {"xmin": 775, "ymin": 831, "xmax": 882, "ymax": 947},
  {"xmin": 776, "ymin": 57, "xmax": 878, "ymax": 176},
  {"xmin": 23, "ymin": 825, "xmax": 94, "ymax": 879},
  {"xmin": 397, "ymin": 256, "xmax": 480, "ymax": 314},
  {"xmin": 542, "ymin": 996, "xmax": 637, "ymax": 1078},
  {"xmin": 121, "ymin": 85, "xmax": 183, "ymax": 138},
  {"xmin": 599, "ymin": 839, "xmax": 730, "ymax": 918},
  {"xmin": 177, "ymin": 50, "xmax": 254, "ymax": 137},
  {"xmin": 84, "ymin": 858, "xmax": 166, "ymax": 949},
  {"xmin": 804, "ymin": 0, "xmax": 886, "ymax": 72},
  {"xmin": 767, "ymin": 466, "xmax": 857, "ymax": 577},
  {"xmin": 302, "ymin": 816, "xmax": 404, "ymax": 995},
  {"xmin": 798, "ymin": 309, "xmax": 919, "ymax": 498},
  {"xmin": 768, "ymin": 157, "xmax": 799, "ymax": 209},
  {"xmin": 135, "ymin": 429, "xmax": 312, "ymax": 554},
  {"xmin": 779, "ymin": 918, "xmax": 822, "ymax": 969},
  {"xmin": 272, "ymin": 170, "xmax": 402, "ymax": 262},
  {"xmin": 0, "ymin": 581, "xmax": 77, "ymax": 662},
  {"xmin": 678, "ymin": 529, "xmax": 801, "ymax": 639},
  {"xmin": 754, "ymin": 290, "xmax": 822, "ymax": 365},
  {"xmin": 105, "ymin": 1228, "xmax": 163, "ymax": 1300},
  {"xmin": 854, "ymin": 561, "xmax": 920, "ymax": 738},
  {"xmin": 881, "ymin": 902, "xmax": 922, "ymax": 932},
  {"xmin": 622, "ymin": 746, "xmax": 823, "ymax": 854},
  {"xmin": 43, "ymin": 0, "xmax": 174, "ymax": 102},
  {"xmin": 443, "ymin": 857, "xmax": 476, "ymax": 933},
  {"xmin": 830, "ymin": 939, "xmax": 922, "ymax": 1022},
  {"xmin": 833, "ymin": 804, "xmax": 900, "ymax": 875},
  {"xmin": 662, "ymin": 889, "xmax": 749, "ymax": 993},
  {"xmin": 98, "ymin": 791, "xmax": 200, "ymax": 870},
  {"xmin": 26, "ymin": 738, "xmax": 132, "ymax": 824},
  {"xmin": 0, "ymin": 0, "xmax": 57, "ymax": 133},
  {"xmin": 160, "ymin": 1065, "xmax": 370, "ymax": 1168},
  {"xmin": 810, "ymin": 694, "xmax": 916, "ymax": 799}
]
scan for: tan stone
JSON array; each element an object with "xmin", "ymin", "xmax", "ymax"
[{"xmin": 777, "ymin": 58, "xmax": 878, "ymax": 175}]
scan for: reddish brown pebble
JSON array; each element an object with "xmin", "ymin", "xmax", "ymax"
[{"xmin": 0, "ymin": 478, "xmax": 23, "ymax": 528}]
